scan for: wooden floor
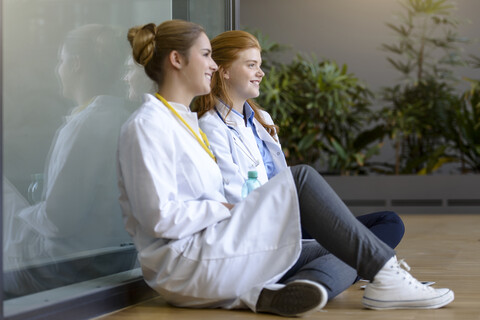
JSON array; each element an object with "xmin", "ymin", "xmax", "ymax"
[{"xmin": 97, "ymin": 214, "xmax": 480, "ymax": 320}]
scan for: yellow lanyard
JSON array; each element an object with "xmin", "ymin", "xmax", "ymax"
[{"xmin": 155, "ymin": 93, "xmax": 216, "ymax": 162}]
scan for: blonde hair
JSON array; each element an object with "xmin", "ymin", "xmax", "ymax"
[
  {"xmin": 193, "ymin": 30, "xmax": 278, "ymax": 138},
  {"xmin": 127, "ymin": 20, "xmax": 205, "ymax": 87}
]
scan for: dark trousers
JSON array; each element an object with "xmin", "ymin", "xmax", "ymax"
[{"xmin": 281, "ymin": 165, "xmax": 396, "ymax": 299}]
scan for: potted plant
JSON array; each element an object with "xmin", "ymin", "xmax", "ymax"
[
  {"xmin": 245, "ymin": 3, "xmax": 480, "ymax": 214},
  {"xmin": 445, "ymin": 76, "xmax": 480, "ymax": 173},
  {"xmin": 326, "ymin": 0, "xmax": 479, "ymax": 215},
  {"xmin": 252, "ymin": 34, "xmax": 384, "ymax": 175},
  {"xmin": 378, "ymin": 0, "xmax": 470, "ymax": 174}
]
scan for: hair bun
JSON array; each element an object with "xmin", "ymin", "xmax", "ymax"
[{"xmin": 127, "ymin": 23, "xmax": 157, "ymax": 67}]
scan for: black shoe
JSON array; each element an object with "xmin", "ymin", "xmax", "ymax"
[{"xmin": 256, "ymin": 280, "xmax": 328, "ymax": 317}]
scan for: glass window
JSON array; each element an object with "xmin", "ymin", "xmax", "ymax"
[
  {"xmin": 1, "ymin": 0, "xmax": 231, "ymax": 318},
  {"xmin": 173, "ymin": 0, "xmax": 231, "ymax": 37},
  {"xmin": 189, "ymin": 0, "xmax": 229, "ymax": 37}
]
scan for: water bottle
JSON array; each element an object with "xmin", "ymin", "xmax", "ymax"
[{"xmin": 241, "ymin": 170, "xmax": 261, "ymax": 199}]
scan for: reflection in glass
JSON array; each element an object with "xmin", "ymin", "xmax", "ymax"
[
  {"xmin": 124, "ymin": 56, "xmax": 157, "ymax": 102},
  {"xmin": 27, "ymin": 173, "xmax": 44, "ymax": 205},
  {"xmin": 3, "ymin": 24, "xmax": 137, "ymax": 299},
  {"xmin": 2, "ymin": 0, "xmax": 228, "ymax": 314}
]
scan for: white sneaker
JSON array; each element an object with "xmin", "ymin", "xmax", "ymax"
[
  {"xmin": 362, "ymin": 256, "xmax": 454, "ymax": 310},
  {"xmin": 256, "ymin": 280, "xmax": 328, "ymax": 317}
]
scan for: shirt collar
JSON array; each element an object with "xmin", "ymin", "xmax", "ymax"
[
  {"xmin": 243, "ymin": 101, "xmax": 255, "ymax": 124},
  {"xmin": 230, "ymin": 107, "xmax": 243, "ymax": 118},
  {"xmin": 215, "ymin": 99, "xmax": 255, "ymax": 125}
]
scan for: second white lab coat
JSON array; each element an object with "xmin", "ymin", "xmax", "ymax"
[
  {"xmin": 199, "ymin": 101, "xmax": 288, "ymax": 203},
  {"xmin": 117, "ymin": 94, "xmax": 302, "ymax": 311}
]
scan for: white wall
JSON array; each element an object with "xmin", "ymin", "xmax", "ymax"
[{"xmin": 239, "ymin": 0, "xmax": 480, "ymax": 94}]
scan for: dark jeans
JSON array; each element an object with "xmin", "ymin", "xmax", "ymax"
[
  {"xmin": 356, "ymin": 211, "xmax": 404, "ymax": 249},
  {"xmin": 281, "ymin": 165, "xmax": 396, "ymax": 299},
  {"xmin": 303, "ymin": 211, "xmax": 405, "ymax": 248}
]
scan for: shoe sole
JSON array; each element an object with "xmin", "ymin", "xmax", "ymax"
[
  {"xmin": 256, "ymin": 280, "xmax": 328, "ymax": 317},
  {"xmin": 362, "ymin": 289, "xmax": 454, "ymax": 310}
]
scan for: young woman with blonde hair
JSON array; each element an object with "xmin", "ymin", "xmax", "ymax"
[{"xmin": 119, "ymin": 20, "xmax": 327, "ymax": 317}]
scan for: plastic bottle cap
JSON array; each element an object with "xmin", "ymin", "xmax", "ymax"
[{"xmin": 247, "ymin": 170, "xmax": 258, "ymax": 179}]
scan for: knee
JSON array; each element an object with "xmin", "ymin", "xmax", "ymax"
[
  {"xmin": 383, "ymin": 211, "xmax": 405, "ymax": 237},
  {"xmin": 360, "ymin": 211, "xmax": 406, "ymax": 239},
  {"xmin": 290, "ymin": 164, "xmax": 317, "ymax": 177},
  {"xmin": 290, "ymin": 164, "xmax": 322, "ymax": 187}
]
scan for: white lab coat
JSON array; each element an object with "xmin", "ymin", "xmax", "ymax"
[
  {"xmin": 117, "ymin": 94, "xmax": 302, "ymax": 310},
  {"xmin": 199, "ymin": 102, "xmax": 288, "ymax": 203}
]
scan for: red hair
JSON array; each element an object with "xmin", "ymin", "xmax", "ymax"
[{"xmin": 193, "ymin": 30, "xmax": 278, "ymax": 137}]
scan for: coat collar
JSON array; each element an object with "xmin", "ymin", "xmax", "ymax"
[
  {"xmin": 146, "ymin": 93, "xmax": 191, "ymax": 113},
  {"xmin": 215, "ymin": 99, "xmax": 283, "ymax": 148},
  {"xmin": 215, "ymin": 99, "xmax": 248, "ymax": 128}
]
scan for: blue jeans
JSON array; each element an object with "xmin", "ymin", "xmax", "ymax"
[{"xmin": 281, "ymin": 165, "xmax": 397, "ymax": 300}]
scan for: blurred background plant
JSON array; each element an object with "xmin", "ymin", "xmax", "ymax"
[
  {"xmin": 250, "ymin": 30, "xmax": 384, "ymax": 175},
  {"xmin": 378, "ymin": 0, "xmax": 471, "ymax": 174},
  {"xmin": 444, "ymin": 73, "xmax": 480, "ymax": 173},
  {"xmin": 274, "ymin": 56, "xmax": 382, "ymax": 176},
  {"xmin": 245, "ymin": 0, "xmax": 477, "ymax": 176}
]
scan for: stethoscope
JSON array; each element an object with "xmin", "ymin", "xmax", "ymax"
[{"xmin": 215, "ymin": 106, "xmax": 261, "ymax": 168}]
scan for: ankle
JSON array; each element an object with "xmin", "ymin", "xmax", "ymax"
[
  {"xmin": 372, "ymin": 256, "xmax": 420, "ymax": 285},
  {"xmin": 372, "ymin": 256, "xmax": 397, "ymax": 279}
]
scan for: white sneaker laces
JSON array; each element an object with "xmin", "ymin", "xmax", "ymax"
[
  {"xmin": 394, "ymin": 259, "xmax": 433, "ymax": 291},
  {"xmin": 398, "ymin": 259, "xmax": 410, "ymax": 271}
]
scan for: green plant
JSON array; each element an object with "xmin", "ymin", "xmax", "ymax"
[
  {"xmin": 445, "ymin": 78, "xmax": 480, "ymax": 173},
  {"xmin": 257, "ymin": 54, "xmax": 383, "ymax": 175},
  {"xmin": 382, "ymin": 0, "xmax": 468, "ymax": 82},
  {"xmin": 379, "ymin": 0, "xmax": 470, "ymax": 174},
  {"xmin": 378, "ymin": 79, "xmax": 459, "ymax": 174}
]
